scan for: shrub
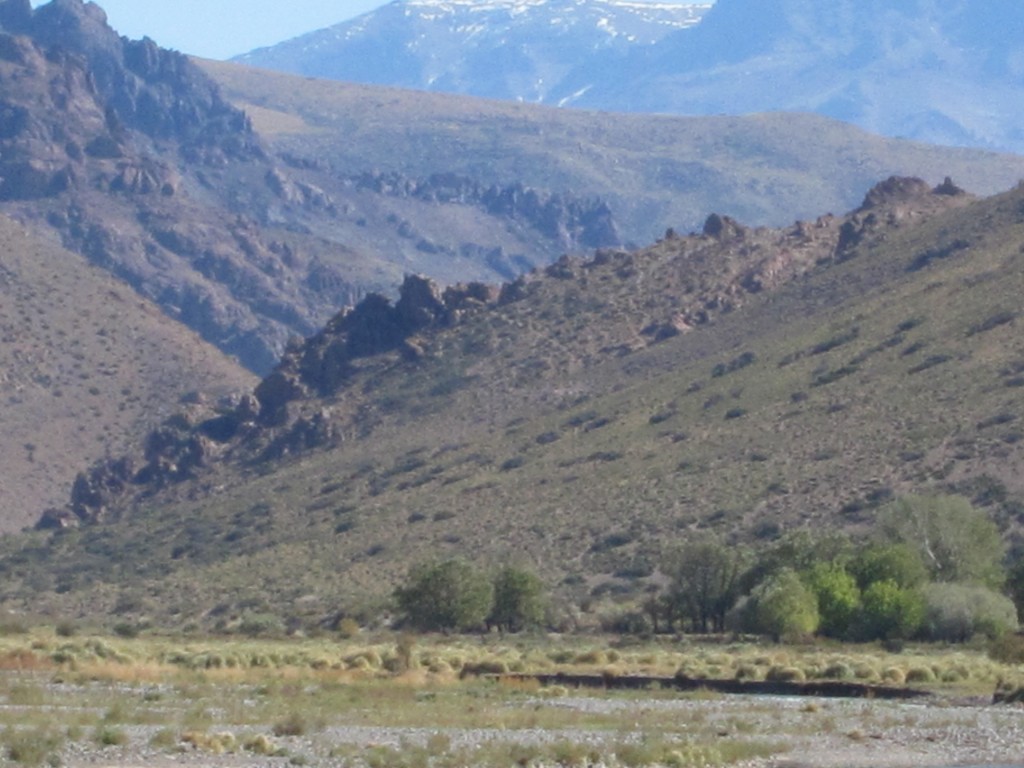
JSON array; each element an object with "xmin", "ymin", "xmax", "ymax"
[
  {"xmin": 805, "ymin": 563, "xmax": 861, "ymax": 639},
  {"xmin": 238, "ymin": 613, "xmax": 284, "ymax": 637},
  {"xmin": 94, "ymin": 726, "xmax": 128, "ymax": 747},
  {"xmin": 766, "ymin": 666, "xmax": 806, "ymax": 682},
  {"xmin": 855, "ymin": 580, "xmax": 924, "ymax": 641},
  {"xmin": 875, "ymin": 495, "xmax": 1006, "ymax": 588},
  {"xmin": 849, "ymin": 543, "xmax": 928, "ymax": 591},
  {"xmin": 489, "ymin": 567, "xmax": 547, "ymax": 632},
  {"xmin": 821, "ymin": 662, "xmax": 855, "ymax": 681},
  {"xmin": 740, "ymin": 568, "xmax": 819, "ymax": 641},
  {"xmin": 904, "ymin": 667, "xmax": 935, "ymax": 684},
  {"xmin": 920, "ymin": 582, "xmax": 1018, "ymax": 642},
  {"xmin": 272, "ymin": 714, "xmax": 307, "ymax": 737},
  {"xmin": 395, "ymin": 559, "xmax": 493, "ymax": 632}
]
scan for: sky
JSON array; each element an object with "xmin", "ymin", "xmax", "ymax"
[{"xmin": 31, "ymin": 0, "xmax": 386, "ymax": 60}]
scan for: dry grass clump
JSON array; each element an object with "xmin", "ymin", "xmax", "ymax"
[
  {"xmin": 766, "ymin": 665, "xmax": 806, "ymax": 683},
  {"xmin": 2, "ymin": 725, "xmax": 64, "ymax": 765}
]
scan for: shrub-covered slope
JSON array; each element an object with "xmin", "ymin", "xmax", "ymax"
[
  {"xmin": 6, "ymin": 177, "xmax": 1024, "ymax": 628},
  {"xmin": 0, "ymin": 214, "xmax": 255, "ymax": 531}
]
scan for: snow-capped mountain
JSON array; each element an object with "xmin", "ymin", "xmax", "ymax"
[
  {"xmin": 236, "ymin": 0, "xmax": 1024, "ymax": 155},
  {"xmin": 234, "ymin": 0, "xmax": 710, "ymax": 105},
  {"xmin": 573, "ymin": 0, "xmax": 1024, "ymax": 153}
]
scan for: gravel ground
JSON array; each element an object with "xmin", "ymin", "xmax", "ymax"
[{"xmin": 55, "ymin": 693, "xmax": 1024, "ymax": 768}]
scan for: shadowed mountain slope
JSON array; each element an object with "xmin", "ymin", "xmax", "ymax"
[
  {"xmin": 0, "ymin": 0, "xmax": 624, "ymax": 372},
  {"xmin": 7, "ymin": 177, "xmax": 1024, "ymax": 628},
  {"xmin": 201, "ymin": 58, "xmax": 1024, "ymax": 250}
]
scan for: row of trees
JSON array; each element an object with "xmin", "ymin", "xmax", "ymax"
[
  {"xmin": 652, "ymin": 495, "xmax": 1018, "ymax": 642},
  {"xmin": 394, "ymin": 561, "xmax": 547, "ymax": 632},
  {"xmin": 392, "ymin": 495, "xmax": 1019, "ymax": 643}
]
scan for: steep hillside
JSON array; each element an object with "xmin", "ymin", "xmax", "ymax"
[
  {"xmin": 235, "ymin": 0, "xmax": 710, "ymax": 105},
  {"xmin": 201, "ymin": 58, "xmax": 1024, "ymax": 248},
  {"xmin": 0, "ymin": 0, "xmax": 622, "ymax": 372},
  {"xmin": 7, "ymin": 177, "xmax": 1024, "ymax": 628},
  {"xmin": 0, "ymin": 214, "xmax": 255, "ymax": 532}
]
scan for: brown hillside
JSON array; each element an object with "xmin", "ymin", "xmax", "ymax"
[
  {"xmin": 8, "ymin": 177, "xmax": 1024, "ymax": 628},
  {"xmin": 0, "ymin": 214, "xmax": 255, "ymax": 531}
]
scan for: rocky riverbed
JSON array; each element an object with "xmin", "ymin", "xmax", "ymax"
[{"xmin": 48, "ymin": 692, "xmax": 1024, "ymax": 768}]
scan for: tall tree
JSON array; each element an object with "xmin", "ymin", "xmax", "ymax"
[
  {"xmin": 664, "ymin": 537, "xmax": 747, "ymax": 633},
  {"xmin": 877, "ymin": 495, "xmax": 1006, "ymax": 588},
  {"xmin": 489, "ymin": 566, "xmax": 547, "ymax": 632},
  {"xmin": 394, "ymin": 559, "xmax": 493, "ymax": 632}
]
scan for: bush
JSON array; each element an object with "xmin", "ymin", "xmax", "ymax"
[
  {"xmin": 805, "ymin": 563, "xmax": 860, "ymax": 638},
  {"xmin": 488, "ymin": 567, "xmax": 547, "ymax": 632},
  {"xmin": 855, "ymin": 580, "xmax": 924, "ymax": 641},
  {"xmin": 876, "ymin": 495, "xmax": 1006, "ymax": 588},
  {"xmin": 850, "ymin": 543, "xmax": 928, "ymax": 591},
  {"xmin": 742, "ymin": 568, "xmax": 819, "ymax": 641},
  {"xmin": 395, "ymin": 559, "xmax": 493, "ymax": 632},
  {"xmin": 920, "ymin": 582, "xmax": 1018, "ymax": 642},
  {"xmin": 238, "ymin": 613, "xmax": 285, "ymax": 637}
]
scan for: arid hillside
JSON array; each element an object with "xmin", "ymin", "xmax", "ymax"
[
  {"xmin": 0, "ymin": 214, "xmax": 255, "ymax": 531},
  {"xmin": 7, "ymin": 177, "xmax": 1024, "ymax": 629}
]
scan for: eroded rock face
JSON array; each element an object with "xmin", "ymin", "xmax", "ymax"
[{"xmin": 68, "ymin": 456, "xmax": 135, "ymax": 524}]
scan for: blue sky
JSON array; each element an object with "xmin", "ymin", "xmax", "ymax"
[{"xmin": 34, "ymin": 0, "xmax": 386, "ymax": 59}]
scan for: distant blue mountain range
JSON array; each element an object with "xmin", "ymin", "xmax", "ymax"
[{"xmin": 236, "ymin": 0, "xmax": 1024, "ymax": 154}]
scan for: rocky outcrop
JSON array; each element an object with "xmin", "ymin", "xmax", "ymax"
[
  {"xmin": 262, "ymin": 274, "xmax": 499, "ymax": 420},
  {"xmin": 66, "ymin": 456, "xmax": 136, "ymax": 525},
  {"xmin": 834, "ymin": 177, "xmax": 973, "ymax": 260},
  {"xmin": 356, "ymin": 171, "xmax": 622, "ymax": 253}
]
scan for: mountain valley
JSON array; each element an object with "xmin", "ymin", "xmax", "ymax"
[{"xmin": 4, "ymin": 0, "xmax": 1024, "ymax": 633}]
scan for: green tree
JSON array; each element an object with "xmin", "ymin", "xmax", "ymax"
[
  {"xmin": 663, "ymin": 537, "xmax": 747, "ymax": 633},
  {"xmin": 488, "ymin": 567, "xmax": 547, "ymax": 632},
  {"xmin": 849, "ymin": 542, "xmax": 928, "ymax": 591},
  {"xmin": 877, "ymin": 495, "xmax": 1006, "ymax": 588},
  {"xmin": 805, "ymin": 562, "xmax": 861, "ymax": 639},
  {"xmin": 743, "ymin": 568, "xmax": 819, "ymax": 642},
  {"xmin": 740, "ymin": 530, "xmax": 851, "ymax": 593},
  {"xmin": 394, "ymin": 559, "xmax": 493, "ymax": 632},
  {"xmin": 856, "ymin": 579, "xmax": 924, "ymax": 641}
]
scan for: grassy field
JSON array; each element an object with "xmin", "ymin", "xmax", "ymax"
[{"xmin": 0, "ymin": 629, "xmax": 1019, "ymax": 767}]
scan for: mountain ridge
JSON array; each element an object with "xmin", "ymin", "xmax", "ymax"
[
  {"xmin": 235, "ymin": 0, "xmax": 710, "ymax": 106},
  {"xmin": 236, "ymin": 0, "xmax": 1024, "ymax": 154}
]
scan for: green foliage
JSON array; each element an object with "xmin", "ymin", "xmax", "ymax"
[
  {"xmin": 489, "ymin": 567, "xmax": 547, "ymax": 632},
  {"xmin": 856, "ymin": 580, "xmax": 925, "ymax": 641},
  {"xmin": 663, "ymin": 537, "xmax": 747, "ymax": 633},
  {"xmin": 920, "ymin": 582, "xmax": 1018, "ymax": 642},
  {"xmin": 395, "ymin": 559, "xmax": 494, "ymax": 632},
  {"xmin": 238, "ymin": 613, "xmax": 285, "ymax": 638},
  {"xmin": 805, "ymin": 563, "xmax": 861, "ymax": 638},
  {"xmin": 741, "ymin": 568, "xmax": 819, "ymax": 641},
  {"xmin": 876, "ymin": 495, "xmax": 1006, "ymax": 588},
  {"xmin": 849, "ymin": 543, "xmax": 928, "ymax": 590}
]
